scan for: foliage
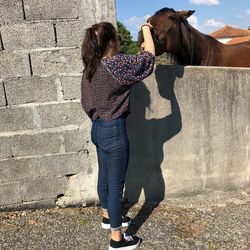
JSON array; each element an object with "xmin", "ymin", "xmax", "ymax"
[{"xmin": 117, "ymin": 21, "xmax": 140, "ymax": 55}]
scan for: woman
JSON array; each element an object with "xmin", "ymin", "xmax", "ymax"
[{"xmin": 80, "ymin": 21, "xmax": 155, "ymax": 250}]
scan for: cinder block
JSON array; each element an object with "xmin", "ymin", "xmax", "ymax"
[
  {"xmin": 1, "ymin": 22, "xmax": 55, "ymax": 50},
  {"xmin": 24, "ymin": 0, "xmax": 80, "ymax": 20},
  {"xmin": 61, "ymin": 76, "xmax": 81, "ymax": 100},
  {"xmin": 63, "ymin": 128, "xmax": 91, "ymax": 153},
  {"xmin": 0, "ymin": 0, "xmax": 23, "ymax": 24},
  {"xmin": 0, "ymin": 81, "xmax": 6, "ymax": 107},
  {"xmin": 11, "ymin": 132, "xmax": 62, "ymax": 157},
  {"xmin": 21, "ymin": 177, "xmax": 67, "ymax": 202},
  {"xmin": 0, "ymin": 182, "xmax": 22, "ymax": 206},
  {"xmin": 37, "ymin": 102, "xmax": 85, "ymax": 129},
  {"xmin": 0, "ymin": 137, "xmax": 12, "ymax": 159},
  {"xmin": 0, "ymin": 52, "xmax": 30, "ymax": 78},
  {"xmin": 30, "ymin": 48, "xmax": 82, "ymax": 76},
  {"xmin": 4, "ymin": 76, "xmax": 58, "ymax": 105},
  {"xmin": 0, "ymin": 106, "xmax": 34, "ymax": 132},
  {"xmin": 80, "ymin": 0, "xmax": 116, "ymax": 25},
  {"xmin": 0, "ymin": 152, "xmax": 87, "ymax": 183},
  {"xmin": 56, "ymin": 20, "xmax": 84, "ymax": 47}
]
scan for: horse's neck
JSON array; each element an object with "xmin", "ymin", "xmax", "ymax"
[
  {"xmin": 196, "ymin": 31, "xmax": 225, "ymax": 65},
  {"xmin": 177, "ymin": 26, "xmax": 224, "ymax": 65}
]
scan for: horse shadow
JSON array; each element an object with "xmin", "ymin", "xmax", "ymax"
[{"xmin": 123, "ymin": 64, "xmax": 184, "ymax": 235}]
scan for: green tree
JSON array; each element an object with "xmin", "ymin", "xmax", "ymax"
[{"xmin": 117, "ymin": 21, "xmax": 140, "ymax": 55}]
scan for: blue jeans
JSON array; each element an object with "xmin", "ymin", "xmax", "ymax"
[{"xmin": 91, "ymin": 117, "xmax": 129, "ymax": 230}]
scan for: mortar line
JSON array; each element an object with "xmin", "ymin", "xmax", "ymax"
[
  {"xmin": 53, "ymin": 23, "xmax": 58, "ymax": 47},
  {"xmin": 0, "ymin": 124, "xmax": 85, "ymax": 137},
  {"xmin": 55, "ymin": 77, "xmax": 64, "ymax": 101},
  {"xmin": 0, "ymin": 32, "xmax": 5, "ymax": 50},
  {"xmin": 21, "ymin": 0, "xmax": 27, "ymax": 20},
  {"xmin": 31, "ymin": 106, "xmax": 42, "ymax": 129},
  {"xmin": 12, "ymin": 46, "xmax": 78, "ymax": 53},
  {"xmin": 0, "ymin": 151, "xmax": 80, "ymax": 162},
  {"xmin": 28, "ymin": 54, "xmax": 33, "ymax": 76},
  {"xmin": 59, "ymin": 133, "xmax": 66, "ymax": 153},
  {"xmin": 0, "ymin": 99, "xmax": 80, "ymax": 109},
  {"xmin": 2, "ymin": 82, "xmax": 8, "ymax": 106}
]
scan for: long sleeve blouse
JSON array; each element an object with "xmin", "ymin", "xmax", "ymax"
[{"xmin": 80, "ymin": 51, "xmax": 155, "ymax": 121}]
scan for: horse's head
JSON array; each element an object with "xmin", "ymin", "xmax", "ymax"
[{"xmin": 138, "ymin": 8, "xmax": 195, "ymax": 56}]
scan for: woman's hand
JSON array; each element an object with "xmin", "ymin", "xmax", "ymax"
[{"xmin": 141, "ymin": 22, "xmax": 153, "ymax": 30}]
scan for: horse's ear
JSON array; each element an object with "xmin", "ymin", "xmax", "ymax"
[{"xmin": 178, "ymin": 10, "xmax": 195, "ymax": 19}]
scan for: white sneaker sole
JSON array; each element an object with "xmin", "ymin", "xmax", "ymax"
[
  {"xmin": 102, "ymin": 220, "xmax": 131, "ymax": 230},
  {"xmin": 108, "ymin": 238, "xmax": 141, "ymax": 250}
]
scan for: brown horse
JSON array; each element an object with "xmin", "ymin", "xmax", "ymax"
[{"xmin": 139, "ymin": 8, "xmax": 250, "ymax": 67}]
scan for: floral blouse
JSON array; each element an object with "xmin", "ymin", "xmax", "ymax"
[{"xmin": 80, "ymin": 51, "xmax": 155, "ymax": 121}]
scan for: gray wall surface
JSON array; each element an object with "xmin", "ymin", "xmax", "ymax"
[
  {"xmin": 0, "ymin": 0, "xmax": 249, "ymax": 210},
  {"xmin": 125, "ymin": 65, "xmax": 250, "ymax": 203},
  {"xmin": 0, "ymin": 0, "xmax": 116, "ymax": 210}
]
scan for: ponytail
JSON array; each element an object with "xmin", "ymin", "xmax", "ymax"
[
  {"xmin": 81, "ymin": 27, "xmax": 101, "ymax": 82},
  {"xmin": 81, "ymin": 22, "xmax": 117, "ymax": 82}
]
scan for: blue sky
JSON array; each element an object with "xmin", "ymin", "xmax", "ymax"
[{"xmin": 116, "ymin": 0, "xmax": 250, "ymax": 40}]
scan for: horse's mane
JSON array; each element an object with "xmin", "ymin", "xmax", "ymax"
[
  {"xmin": 180, "ymin": 19, "xmax": 194, "ymax": 64},
  {"xmin": 155, "ymin": 7, "xmax": 176, "ymax": 15}
]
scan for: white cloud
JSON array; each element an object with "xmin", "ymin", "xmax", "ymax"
[
  {"xmin": 189, "ymin": 0, "xmax": 220, "ymax": 5},
  {"xmin": 124, "ymin": 14, "xmax": 151, "ymax": 40},
  {"xmin": 247, "ymin": 9, "xmax": 250, "ymax": 15},
  {"xmin": 188, "ymin": 16, "xmax": 223, "ymax": 32},
  {"xmin": 188, "ymin": 15, "xmax": 200, "ymax": 30},
  {"xmin": 125, "ymin": 15, "xmax": 151, "ymax": 29},
  {"xmin": 204, "ymin": 19, "xmax": 225, "ymax": 28},
  {"xmin": 187, "ymin": 16, "xmax": 225, "ymax": 34}
]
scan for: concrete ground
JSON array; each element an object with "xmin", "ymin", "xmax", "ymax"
[{"xmin": 0, "ymin": 188, "xmax": 250, "ymax": 250}]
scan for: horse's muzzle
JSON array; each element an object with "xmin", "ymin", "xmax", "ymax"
[{"xmin": 138, "ymin": 28, "xmax": 164, "ymax": 56}]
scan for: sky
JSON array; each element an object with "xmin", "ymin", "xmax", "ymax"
[{"xmin": 116, "ymin": 0, "xmax": 250, "ymax": 40}]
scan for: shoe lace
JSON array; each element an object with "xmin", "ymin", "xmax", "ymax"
[{"xmin": 123, "ymin": 233, "xmax": 133, "ymax": 242}]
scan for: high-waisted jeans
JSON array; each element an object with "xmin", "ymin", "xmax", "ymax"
[{"xmin": 91, "ymin": 117, "xmax": 129, "ymax": 230}]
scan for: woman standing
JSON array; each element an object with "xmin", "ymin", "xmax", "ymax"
[{"xmin": 80, "ymin": 21, "xmax": 155, "ymax": 250}]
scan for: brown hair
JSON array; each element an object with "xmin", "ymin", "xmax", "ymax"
[{"xmin": 81, "ymin": 22, "xmax": 117, "ymax": 82}]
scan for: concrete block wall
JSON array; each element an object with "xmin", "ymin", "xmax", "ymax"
[{"xmin": 0, "ymin": 0, "xmax": 116, "ymax": 210}]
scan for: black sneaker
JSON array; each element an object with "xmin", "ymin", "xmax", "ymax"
[
  {"xmin": 102, "ymin": 216, "xmax": 131, "ymax": 230},
  {"xmin": 109, "ymin": 233, "xmax": 141, "ymax": 250}
]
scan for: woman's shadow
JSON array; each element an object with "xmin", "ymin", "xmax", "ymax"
[{"xmin": 123, "ymin": 65, "xmax": 184, "ymax": 235}]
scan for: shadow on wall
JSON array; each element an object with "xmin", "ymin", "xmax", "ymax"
[{"xmin": 123, "ymin": 64, "xmax": 184, "ymax": 235}]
